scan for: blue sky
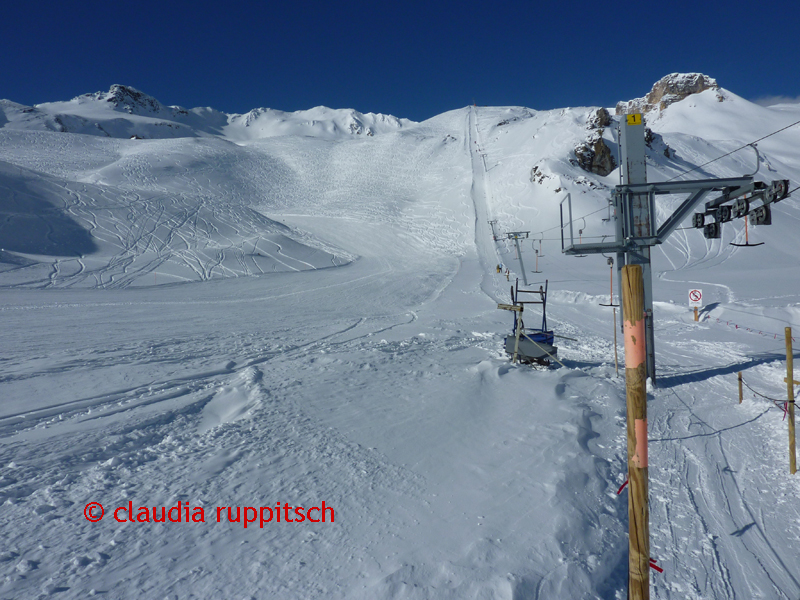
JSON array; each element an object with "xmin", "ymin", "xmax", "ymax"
[{"xmin": 4, "ymin": 0, "xmax": 798, "ymax": 122}]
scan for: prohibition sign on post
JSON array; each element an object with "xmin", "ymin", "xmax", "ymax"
[{"xmin": 688, "ymin": 289, "xmax": 703, "ymax": 307}]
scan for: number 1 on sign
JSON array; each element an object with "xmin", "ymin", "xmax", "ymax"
[{"xmin": 626, "ymin": 114, "xmax": 642, "ymax": 125}]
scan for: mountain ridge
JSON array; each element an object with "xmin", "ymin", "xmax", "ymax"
[
  {"xmin": 3, "ymin": 74, "xmax": 796, "ymax": 146},
  {"xmin": 0, "ymin": 84, "xmax": 415, "ymax": 141}
]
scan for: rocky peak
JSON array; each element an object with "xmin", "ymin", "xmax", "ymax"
[
  {"xmin": 615, "ymin": 73, "xmax": 721, "ymax": 116},
  {"xmin": 80, "ymin": 85, "xmax": 166, "ymax": 114}
]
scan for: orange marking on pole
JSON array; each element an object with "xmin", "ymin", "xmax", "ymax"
[
  {"xmin": 624, "ymin": 318, "xmax": 646, "ymax": 368},
  {"xmin": 633, "ymin": 418, "xmax": 648, "ymax": 468}
]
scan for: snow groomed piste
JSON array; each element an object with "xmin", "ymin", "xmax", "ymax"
[{"xmin": 1, "ymin": 78, "xmax": 800, "ymax": 598}]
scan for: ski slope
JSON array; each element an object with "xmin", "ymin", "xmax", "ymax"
[{"xmin": 1, "ymin": 82, "xmax": 799, "ymax": 599}]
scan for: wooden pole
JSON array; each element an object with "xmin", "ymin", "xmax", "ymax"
[
  {"xmin": 610, "ymin": 264, "xmax": 614, "ymax": 304},
  {"xmin": 512, "ymin": 312, "xmax": 522, "ymax": 364},
  {"xmin": 497, "ymin": 303, "xmax": 524, "ymax": 364},
  {"xmin": 694, "ymin": 307, "xmax": 698, "ymax": 322},
  {"xmin": 622, "ymin": 264, "xmax": 650, "ymax": 599},
  {"xmin": 738, "ymin": 372, "xmax": 743, "ymax": 404},
  {"xmin": 613, "ymin": 307, "xmax": 619, "ymax": 377},
  {"xmin": 787, "ymin": 327, "xmax": 796, "ymax": 475}
]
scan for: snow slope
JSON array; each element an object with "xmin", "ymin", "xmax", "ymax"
[{"xmin": 1, "ymin": 80, "xmax": 799, "ymax": 599}]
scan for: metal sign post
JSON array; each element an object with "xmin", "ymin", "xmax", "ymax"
[{"xmin": 689, "ymin": 289, "xmax": 703, "ymax": 321}]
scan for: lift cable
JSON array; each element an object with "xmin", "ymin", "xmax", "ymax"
[
  {"xmin": 531, "ymin": 206, "xmax": 607, "ymax": 238},
  {"xmin": 665, "ymin": 118, "xmax": 800, "ymax": 182}
]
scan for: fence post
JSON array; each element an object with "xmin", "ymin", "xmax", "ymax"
[
  {"xmin": 622, "ymin": 264, "xmax": 650, "ymax": 599},
  {"xmin": 738, "ymin": 372, "xmax": 743, "ymax": 404},
  {"xmin": 787, "ymin": 328, "xmax": 796, "ymax": 475}
]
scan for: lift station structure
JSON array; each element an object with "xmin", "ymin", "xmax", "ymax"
[{"xmin": 561, "ymin": 113, "xmax": 791, "ymax": 384}]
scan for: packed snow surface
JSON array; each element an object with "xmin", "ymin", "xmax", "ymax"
[{"xmin": 1, "ymin": 83, "xmax": 800, "ymax": 599}]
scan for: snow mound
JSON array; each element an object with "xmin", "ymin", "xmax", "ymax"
[
  {"xmin": 197, "ymin": 367, "xmax": 263, "ymax": 433},
  {"xmin": 0, "ymin": 160, "xmax": 98, "ymax": 258}
]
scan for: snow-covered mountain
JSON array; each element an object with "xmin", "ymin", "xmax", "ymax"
[
  {"xmin": 0, "ymin": 84, "xmax": 413, "ymax": 140},
  {"xmin": 1, "ymin": 76, "xmax": 799, "ymax": 599}
]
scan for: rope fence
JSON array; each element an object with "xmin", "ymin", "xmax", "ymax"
[
  {"xmin": 740, "ymin": 374, "xmax": 796, "ymax": 425},
  {"xmin": 712, "ymin": 317, "xmax": 797, "ymax": 342},
  {"xmin": 740, "ymin": 375, "xmax": 797, "ymax": 407},
  {"xmin": 736, "ymin": 325, "xmax": 796, "ymax": 473}
]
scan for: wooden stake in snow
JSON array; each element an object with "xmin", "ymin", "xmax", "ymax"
[
  {"xmin": 622, "ymin": 264, "xmax": 650, "ymax": 600},
  {"xmin": 738, "ymin": 371, "xmax": 743, "ymax": 404},
  {"xmin": 786, "ymin": 327, "xmax": 797, "ymax": 475}
]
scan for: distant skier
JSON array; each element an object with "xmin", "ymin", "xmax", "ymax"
[
  {"xmin": 505, "ymin": 268, "xmax": 510, "ymax": 281},
  {"xmin": 496, "ymin": 264, "xmax": 501, "ymax": 273}
]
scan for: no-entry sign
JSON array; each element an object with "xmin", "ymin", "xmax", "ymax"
[{"xmin": 688, "ymin": 289, "xmax": 703, "ymax": 307}]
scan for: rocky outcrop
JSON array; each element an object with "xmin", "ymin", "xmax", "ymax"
[
  {"xmin": 644, "ymin": 127, "xmax": 674, "ymax": 158},
  {"xmin": 587, "ymin": 107, "xmax": 612, "ymax": 129},
  {"xmin": 615, "ymin": 73, "xmax": 722, "ymax": 116},
  {"xmin": 573, "ymin": 108, "xmax": 617, "ymax": 176},
  {"xmin": 530, "ymin": 165, "xmax": 550, "ymax": 184},
  {"xmin": 574, "ymin": 131, "xmax": 616, "ymax": 177}
]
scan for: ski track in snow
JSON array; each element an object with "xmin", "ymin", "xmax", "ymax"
[{"xmin": 1, "ymin": 97, "xmax": 800, "ymax": 599}]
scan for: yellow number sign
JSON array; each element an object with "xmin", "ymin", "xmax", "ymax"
[{"xmin": 626, "ymin": 114, "xmax": 642, "ymax": 125}]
